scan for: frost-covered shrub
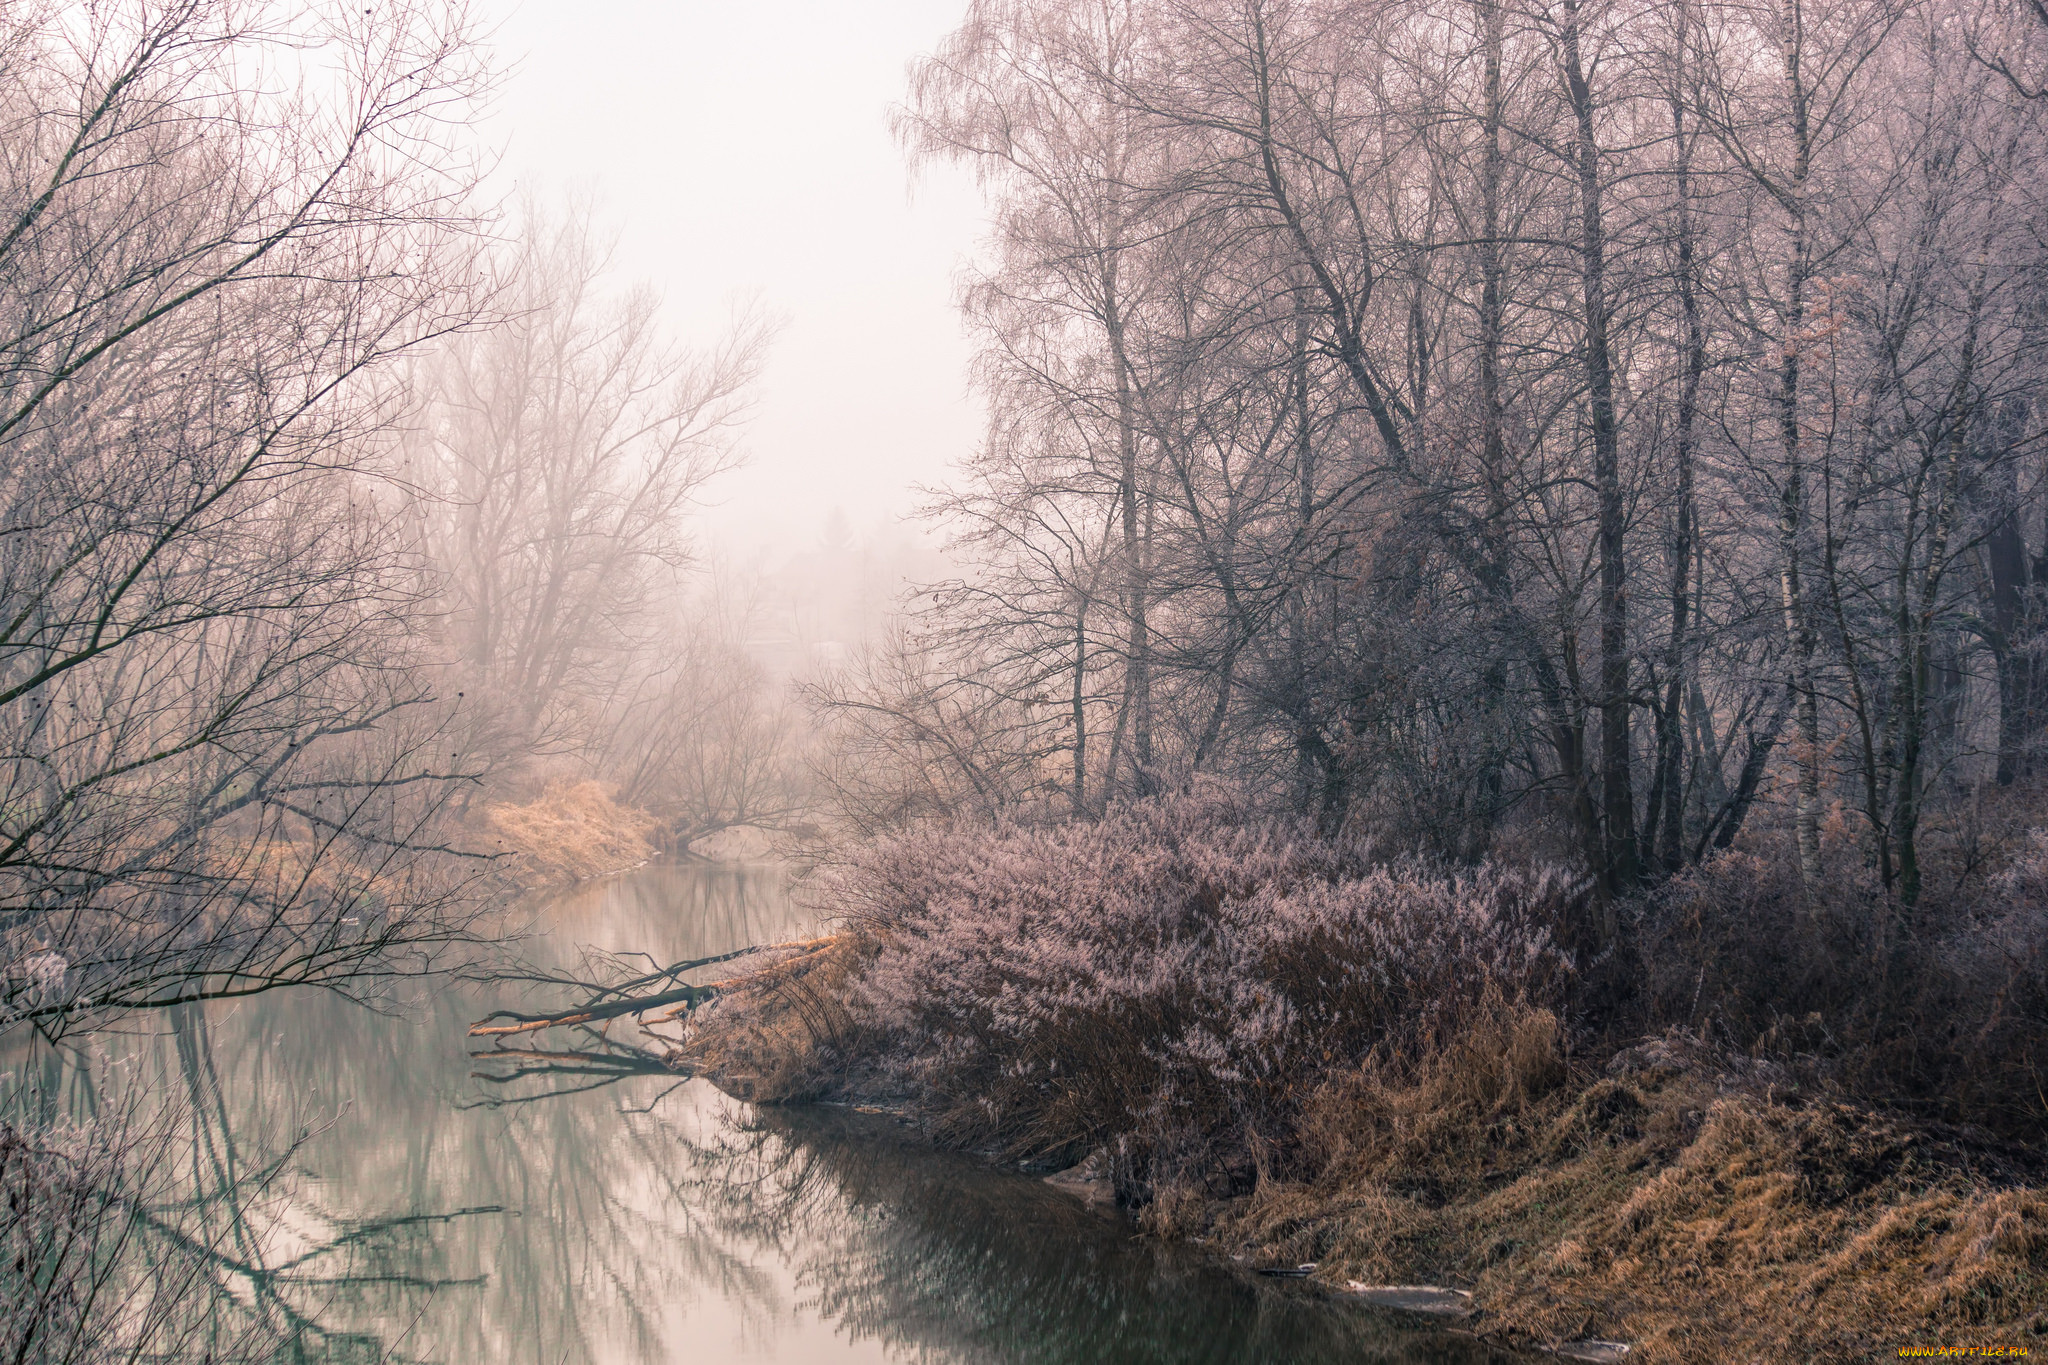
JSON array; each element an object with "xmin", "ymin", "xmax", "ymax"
[
  {"xmin": 820, "ymin": 786, "xmax": 1580, "ymax": 1179},
  {"xmin": 1642, "ymin": 842, "xmax": 2048, "ymax": 1133}
]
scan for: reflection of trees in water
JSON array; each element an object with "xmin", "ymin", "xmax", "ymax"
[
  {"xmin": 5, "ymin": 1010, "xmax": 482, "ymax": 1365},
  {"xmin": 15, "ymin": 866, "xmax": 1509, "ymax": 1365},
  {"xmin": 180, "ymin": 867, "xmax": 804, "ymax": 1365},
  {"xmin": 542, "ymin": 864, "xmax": 807, "ymax": 966},
  {"xmin": 685, "ymin": 1107, "xmax": 1527, "ymax": 1365},
  {"xmin": 10, "ymin": 867, "xmax": 807, "ymax": 1365}
]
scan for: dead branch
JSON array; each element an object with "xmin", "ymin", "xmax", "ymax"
[{"xmin": 464, "ymin": 936, "xmax": 841, "ymax": 1037}]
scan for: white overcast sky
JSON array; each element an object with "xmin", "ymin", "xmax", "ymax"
[{"xmin": 476, "ymin": 1, "xmax": 986, "ymax": 559}]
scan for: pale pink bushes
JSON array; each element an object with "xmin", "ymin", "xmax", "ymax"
[{"xmin": 818, "ymin": 786, "xmax": 1581, "ymax": 1182}]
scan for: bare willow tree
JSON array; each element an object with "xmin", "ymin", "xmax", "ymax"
[
  {"xmin": 406, "ymin": 200, "xmax": 770, "ymax": 770},
  {"xmin": 0, "ymin": 0, "xmax": 496, "ymax": 1041}
]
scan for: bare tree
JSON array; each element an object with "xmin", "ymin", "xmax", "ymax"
[
  {"xmin": 0, "ymin": 0, "xmax": 497, "ymax": 1041},
  {"xmin": 868, "ymin": 0, "xmax": 2048, "ymax": 938},
  {"xmin": 901, "ymin": 0, "xmax": 1177, "ymax": 799},
  {"xmin": 406, "ymin": 199, "xmax": 770, "ymax": 766}
]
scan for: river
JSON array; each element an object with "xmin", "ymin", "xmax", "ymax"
[{"xmin": 6, "ymin": 864, "xmax": 1525, "ymax": 1364}]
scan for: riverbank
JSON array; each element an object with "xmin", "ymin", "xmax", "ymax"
[
  {"xmin": 672, "ymin": 792, "xmax": 2048, "ymax": 1363},
  {"xmin": 1197, "ymin": 1039, "xmax": 2048, "ymax": 1362},
  {"xmin": 685, "ymin": 952, "xmax": 2048, "ymax": 1362}
]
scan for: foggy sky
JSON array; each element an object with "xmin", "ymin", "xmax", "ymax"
[{"xmin": 480, "ymin": 1, "xmax": 986, "ymax": 560}]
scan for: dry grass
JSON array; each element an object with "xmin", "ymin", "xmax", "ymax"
[
  {"xmin": 1206, "ymin": 1022, "xmax": 2048, "ymax": 1363},
  {"xmin": 484, "ymin": 780, "xmax": 655, "ymax": 886},
  {"xmin": 679, "ymin": 934, "xmax": 867, "ymax": 1104}
]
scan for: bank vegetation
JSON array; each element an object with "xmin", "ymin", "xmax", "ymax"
[{"xmin": 720, "ymin": 0, "xmax": 2048, "ymax": 1357}]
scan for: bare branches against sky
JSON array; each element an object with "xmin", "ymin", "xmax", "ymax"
[{"xmin": 479, "ymin": 1, "xmax": 988, "ymax": 557}]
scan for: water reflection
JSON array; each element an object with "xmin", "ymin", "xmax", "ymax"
[
  {"xmin": 6, "ymin": 865, "xmax": 1526, "ymax": 1365},
  {"xmin": 693, "ymin": 1105, "xmax": 1521, "ymax": 1365}
]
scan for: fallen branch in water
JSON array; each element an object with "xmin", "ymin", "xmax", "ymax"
[
  {"xmin": 467, "ymin": 942, "xmax": 766, "ymax": 1002},
  {"xmin": 465, "ymin": 937, "xmax": 839, "ymax": 1038},
  {"xmin": 466, "ymin": 983, "xmax": 717, "ymax": 1037}
]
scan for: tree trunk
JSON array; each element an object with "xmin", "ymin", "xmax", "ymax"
[
  {"xmin": 1989, "ymin": 497, "xmax": 2037, "ymax": 786},
  {"xmin": 1474, "ymin": 0, "xmax": 1511, "ymax": 835},
  {"xmin": 1773, "ymin": 0, "xmax": 1824, "ymax": 885},
  {"xmin": 1655, "ymin": 0, "xmax": 1702, "ymax": 876},
  {"xmin": 1562, "ymin": 0, "xmax": 1639, "ymax": 893},
  {"xmin": 1104, "ymin": 278, "xmax": 1154, "ymax": 795},
  {"xmin": 1893, "ymin": 288, "xmax": 1983, "ymax": 908},
  {"xmin": 1072, "ymin": 601, "xmax": 1089, "ymax": 813}
]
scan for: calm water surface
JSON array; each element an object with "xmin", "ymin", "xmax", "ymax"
[{"xmin": 12, "ymin": 865, "xmax": 1525, "ymax": 1365}]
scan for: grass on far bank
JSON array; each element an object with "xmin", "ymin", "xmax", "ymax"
[{"xmin": 485, "ymin": 780, "xmax": 656, "ymax": 885}]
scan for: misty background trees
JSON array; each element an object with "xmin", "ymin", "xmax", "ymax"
[
  {"xmin": 401, "ymin": 199, "xmax": 812, "ymax": 848},
  {"xmin": 0, "ymin": 1, "xmax": 871, "ymax": 1353},
  {"xmin": 823, "ymin": 0, "xmax": 2048, "ymax": 937},
  {"xmin": 7, "ymin": 0, "xmax": 2045, "ymax": 1097}
]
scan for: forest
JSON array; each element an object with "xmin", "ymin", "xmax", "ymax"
[{"xmin": 4, "ymin": 0, "xmax": 2048, "ymax": 1360}]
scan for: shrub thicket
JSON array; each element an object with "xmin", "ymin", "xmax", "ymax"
[
  {"xmin": 803, "ymin": 786, "xmax": 2048, "ymax": 1208},
  {"xmin": 1638, "ymin": 842, "xmax": 2048, "ymax": 1133},
  {"xmin": 819, "ymin": 786, "xmax": 1580, "ymax": 1197}
]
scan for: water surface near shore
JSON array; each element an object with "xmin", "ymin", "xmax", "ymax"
[{"xmin": 8, "ymin": 864, "xmax": 1527, "ymax": 1365}]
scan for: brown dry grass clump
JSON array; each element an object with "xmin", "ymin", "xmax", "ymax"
[
  {"xmin": 1205, "ymin": 1015, "xmax": 2048, "ymax": 1364},
  {"xmin": 680, "ymin": 934, "xmax": 867, "ymax": 1104},
  {"xmin": 485, "ymin": 780, "xmax": 655, "ymax": 885}
]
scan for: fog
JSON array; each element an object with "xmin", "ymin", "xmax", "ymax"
[
  {"xmin": 9, "ymin": 1, "xmax": 2048, "ymax": 1357},
  {"xmin": 481, "ymin": 0, "xmax": 987, "ymax": 559}
]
